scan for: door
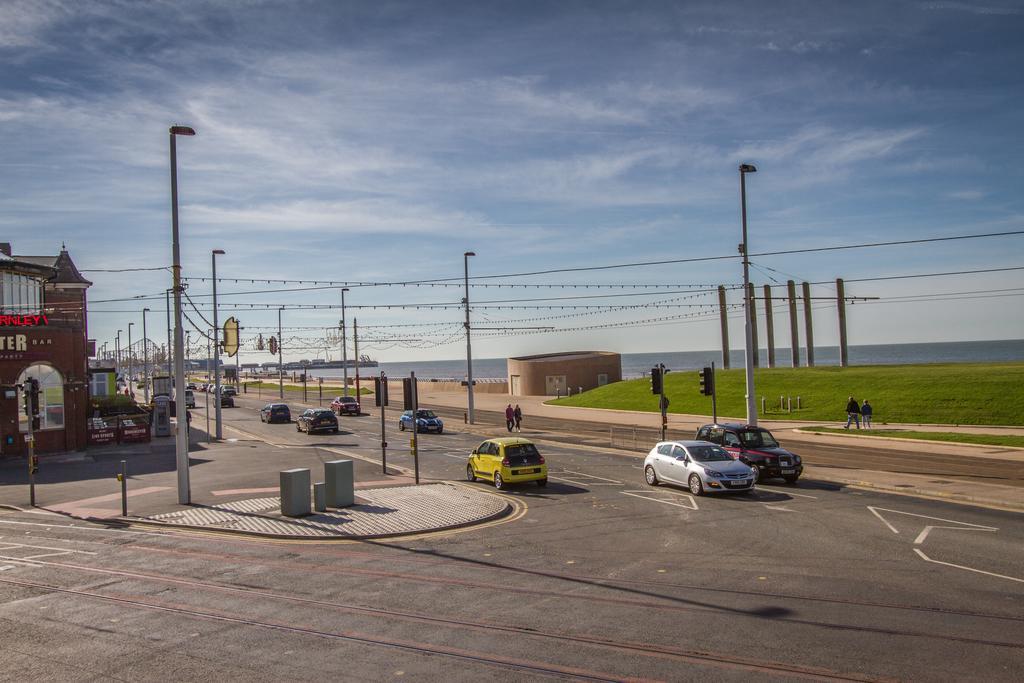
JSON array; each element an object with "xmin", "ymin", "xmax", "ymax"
[
  {"xmin": 545, "ymin": 375, "xmax": 567, "ymax": 396},
  {"xmin": 510, "ymin": 375, "xmax": 520, "ymax": 395},
  {"xmin": 653, "ymin": 444, "xmax": 676, "ymax": 481}
]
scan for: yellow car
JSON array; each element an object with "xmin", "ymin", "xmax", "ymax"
[{"xmin": 467, "ymin": 437, "xmax": 548, "ymax": 489}]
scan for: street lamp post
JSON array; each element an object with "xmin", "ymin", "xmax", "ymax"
[
  {"xmin": 127, "ymin": 322, "xmax": 135, "ymax": 392},
  {"xmin": 463, "ymin": 251, "xmax": 476, "ymax": 424},
  {"xmin": 170, "ymin": 124, "xmax": 196, "ymax": 505},
  {"xmin": 142, "ymin": 308, "xmax": 150, "ymax": 403},
  {"xmin": 212, "ymin": 249, "xmax": 225, "ymax": 440},
  {"xmin": 278, "ymin": 307, "xmax": 284, "ymax": 399},
  {"xmin": 165, "ymin": 288, "xmax": 173, "ymax": 377},
  {"xmin": 340, "ymin": 288, "xmax": 349, "ymax": 397},
  {"xmin": 739, "ymin": 163, "xmax": 758, "ymax": 427}
]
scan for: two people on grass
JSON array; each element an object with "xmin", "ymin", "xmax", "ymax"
[{"xmin": 845, "ymin": 397, "xmax": 873, "ymax": 429}]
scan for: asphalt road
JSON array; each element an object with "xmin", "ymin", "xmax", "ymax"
[{"xmin": 0, "ymin": 394, "xmax": 1021, "ymax": 681}]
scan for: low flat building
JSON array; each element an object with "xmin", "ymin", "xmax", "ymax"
[{"xmin": 507, "ymin": 351, "xmax": 621, "ymax": 396}]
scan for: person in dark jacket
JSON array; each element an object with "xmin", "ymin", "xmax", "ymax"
[
  {"xmin": 505, "ymin": 404, "xmax": 515, "ymax": 432},
  {"xmin": 513, "ymin": 404, "xmax": 523, "ymax": 432},
  {"xmin": 845, "ymin": 396, "xmax": 861, "ymax": 429},
  {"xmin": 861, "ymin": 400, "xmax": 873, "ymax": 429}
]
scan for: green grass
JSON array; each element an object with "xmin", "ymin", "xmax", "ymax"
[
  {"xmin": 548, "ymin": 362, "xmax": 1024, "ymax": 426},
  {"xmin": 799, "ymin": 427, "xmax": 1024, "ymax": 448}
]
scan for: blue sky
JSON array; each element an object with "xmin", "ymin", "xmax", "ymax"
[{"xmin": 4, "ymin": 0, "xmax": 1023, "ymax": 364}]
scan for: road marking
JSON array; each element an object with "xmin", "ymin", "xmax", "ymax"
[
  {"xmin": 621, "ymin": 490, "xmax": 698, "ymax": 510},
  {"xmin": 763, "ymin": 505, "xmax": 797, "ymax": 512},
  {"xmin": 556, "ymin": 469, "xmax": 622, "ymax": 484},
  {"xmin": 211, "ymin": 487, "xmax": 279, "ymax": 496},
  {"xmin": 0, "ymin": 519, "xmax": 171, "ymax": 537},
  {"xmin": 867, "ymin": 506, "xmax": 998, "ymax": 536},
  {"xmin": 867, "ymin": 506, "xmax": 900, "ymax": 534},
  {"xmin": 913, "ymin": 549, "xmax": 1024, "ymax": 584},
  {"xmin": 756, "ymin": 486, "xmax": 818, "ymax": 499},
  {"xmin": 0, "ymin": 542, "xmax": 96, "ymax": 555},
  {"xmin": 913, "ymin": 525, "xmax": 997, "ymax": 545}
]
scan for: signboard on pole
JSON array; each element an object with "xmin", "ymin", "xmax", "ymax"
[{"xmin": 222, "ymin": 317, "xmax": 239, "ymax": 357}]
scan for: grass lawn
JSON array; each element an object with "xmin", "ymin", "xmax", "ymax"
[
  {"xmin": 548, "ymin": 362, "xmax": 1024, "ymax": 426},
  {"xmin": 798, "ymin": 427, "xmax": 1024, "ymax": 449}
]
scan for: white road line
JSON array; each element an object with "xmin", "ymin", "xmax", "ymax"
[
  {"xmin": 0, "ymin": 519, "xmax": 170, "ymax": 537},
  {"xmin": 868, "ymin": 506, "xmax": 998, "ymax": 531},
  {"xmin": 913, "ymin": 525, "xmax": 997, "ymax": 545},
  {"xmin": 548, "ymin": 476, "xmax": 620, "ymax": 486},
  {"xmin": 913, "ymin": 548, "xmax": 1024, "ymax": 584},
  {"xmin": 621, "ymin": 490, "xmax": 698, "ymax": 510},
  {"xmin": 756, "ymin": 487, "xmax": 818, "ymax": 499},
  {"xmin": 18, "ymin": 551, "xmax": 75, "ymax": 560},
  {"xmin": 867, "ymin": 506, "xmax": 900, "ymax": 534},
  {"xmin": 0, "ymin": 542, "xmax": 97, "ymax": 555},
  {"xmin": 763, "ymin": 505, "xmax": 798, "ymax": 512},
  {"xmin": 555, "ymin": 469, "xmax": 622, "ymax": 484}
]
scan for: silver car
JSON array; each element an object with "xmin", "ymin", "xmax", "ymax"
[{"xmin": 644, "ymin": 440, "xmax": 757, "ymax": 495}]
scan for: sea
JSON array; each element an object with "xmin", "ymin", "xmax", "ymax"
[{"xmin": 303, "ymin": 339, "xmax": 1024, "ymax": 381}]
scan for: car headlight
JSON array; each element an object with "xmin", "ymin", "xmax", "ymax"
[
  {"xmin": 704, "ymin": 469, "xmax": 723, "ymax": 478},
  {"xmin": 794, "ymin": 455, "xmax": 802, "ymax": 464}
]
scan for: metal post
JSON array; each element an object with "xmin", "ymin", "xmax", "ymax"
[
  {"xmin": 747, "ymin": 283, "xmax": 759, "ymax": 368},
  {"xmin": 278, "ymin": 307, "xmax": 284, "ymax": 399},
  {"xmin": 739, "ymin": 163, "xmax": 758, "ymax": 427},
  {"xmin": 803, "ymin": 281, "xmax": 816, "ymax": 367},
  {"xmin": 212, "ymin": 249, "xmax": 224, "ymax": 440},
  {"xmin": 128, "ymin": 322, "xmax": 134, "ymax": 390},
  {"xmin": 717, "ymin": 287, "xmax": 730, "ymax": 369},
  {"xmin": 170, "ymin": 124, "xmax": 195, "ymax": 506},
  {"xmin": 380, "ymin": 371, "xmax": 388, "ymax": 475},
  {"xmin": 659, "ymin": 363, "xmax": 667, "ymax": 442},
  {"xmin": 353, "ymin": 318, "xmax": 360, "ymax": 399},
  {"xmin": 303, "ymin": 373, "xmax": 307, "ymax": 402},
  {"xmin": 763, "ymin": 285, "xmax": 775, "ymax": 369},
  {"xmin": 27, "ymin": 421, "xmax": 35, "ymax": 506},
  {"xmin": 711, "ymin": 361, "xmax": 718, "ymax": 424},
  {"xmin": 165, "ymin": 289, "xmax": 173, "ymax": 377},
  {"xmin": 318, "ymin": 378, "xmax": 322, "ymax": 406},
  {"xmin": 836, "ymin": 278, "xmax": 849, "ymax": 367},
  {"xmin": 115, "ymin": 330, "xmax": 121, "ymax": 377},
  {"xmin": 787, "ymin": 280, "xmax": 800, "ymax": 367},
  {"xmin": 464, "ymin": 251, "xmax": 476, "ymax": 424},
  {"xmin": 120, "ymin": 460, "xmax": 127, "ymax": 516},
  {"xmin": 142, "ymin": 308, "xmax": 150, "ymax": 403},
  {"xmin": 411, "ymin": 371, "xmax": 419, "ymax": 485},
  {"xmin": 340, "ymin": 288, "xmax": 349, "ymax": 397},
  {"xmin": 206, "ymin": 333, "xmax": 211, "ymax": 444}
]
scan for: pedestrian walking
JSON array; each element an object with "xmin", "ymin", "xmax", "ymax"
[
  {"xmin": 845, "ymin": 396, "xmax": 861, "ymax": 429},
  {"xmin": 861, "ymin": 400, "xmax": 873, "ymax": 429},
  {"xmin": 505, "ymin": 404, "xmax": 515, "ymax": 432},
  {"xmin": 513, "ymin": 404, "xmax": 523, "ymax": 432}
]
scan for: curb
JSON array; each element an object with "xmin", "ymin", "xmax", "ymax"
[
  {"xmin": 820, "ymin": 477, "xmax": 1024, "ymax": 514},
  {"xmin": 793, "ymin": 429, "xmax": 1024, "ymax": 452}
]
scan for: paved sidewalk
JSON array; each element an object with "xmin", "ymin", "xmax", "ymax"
[{"xmin": 140, "ymin": 483, "xmax": 511, "ymax": 539}]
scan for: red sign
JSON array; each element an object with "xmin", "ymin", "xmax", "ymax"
[{"xmin": 0, "ymin": 314, "xmax": 48, "ymax": 327}]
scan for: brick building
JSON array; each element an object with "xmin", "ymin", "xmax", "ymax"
[
  {"xmin": 0, "ymin": 242, "xmax": 92, "ymax": 457},
  {"xmin": 507, "ymin": 351, "xmax": 622, "ymax": 396}
]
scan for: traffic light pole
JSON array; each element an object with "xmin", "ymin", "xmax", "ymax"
[
  {"xmin": 411, "ymin": 371, "xmax": 419, "ymax": 485},
  {"xmin": 27, "ymin": 422, "xmax": 35, "ymax": 506},
  {"xmin": 379, "ymin": 372, "xmax": 388, "ymax": 475},
  {"xmin": 659, "ymin": 363, "xmax": 667, "ymax": 442},
  {"xmin": 711, "ymin": 362, "xmax": 718, "ymax": 424}
]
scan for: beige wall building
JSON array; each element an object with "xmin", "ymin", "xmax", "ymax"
[{"xmin": 507, "ymin": 351, "xmax": 621, "ymax": 396}]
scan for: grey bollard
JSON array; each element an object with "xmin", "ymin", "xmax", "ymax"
[
  {"xmin": 313, "ymin": 482, "xmax": 326, "ymax": 512},
  {"xmin": 325, "ymin": 459, "xmax": 354, "ymax": 508},
  {"xmin": 280, "ymin": 468, "xmax": 311, "ymax": 517}
]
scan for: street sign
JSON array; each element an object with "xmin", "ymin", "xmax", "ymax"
[{"xmin": 222, "ymin": 317, "xmax": 240, "ymax": 357}]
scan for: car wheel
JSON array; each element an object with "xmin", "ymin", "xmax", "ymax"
[
  {"xmin": 333, "ymin": 427, "xmax": 339, "ymax": 434},
  {"xmin": 466, "ymin": 465, "xmax": 476, "ymax": 482},
  {"xmin": 296, "ymin": 423, "xmax": 301, "ymax": 432},
  {"xmin": 398, "ymin": 422, "xmax": 405, "ymax": 431},
  {"xmin": 644, "ymin": 465, "xmax": 659, "ymax": 486},
  {"xmin": 784, "ymin": 475, "xmax": 799, "ymax": 484},
  {"xmin": 494, "ymin": 472, "xmax": 505, "ymax": 490},
  {"xmin": 438, "ymin": 428, "xmax": 443, "ymax": 434},
  {"xmin": 688, "ymin": 474, "xmax": 704, "ymax": 496},
  {"xmin": 536, "ymin": 478, "xmax": 547, "ymax": 487},
  {"xmin": 747, "ymin": 463, "xmax": 760, "ymax": 483}
]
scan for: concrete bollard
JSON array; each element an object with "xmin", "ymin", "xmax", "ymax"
[
  {"xmin": 797, "ymin": 395, "xmax": 802, "ymax": 409},
  {"xmin": 325, "ymin": 459, "xmax": 354, "ymax": 508},
  {"xmin": 313, "ymin": 482, "xmax": 326, "ymax": 512},
  {"xmin": 280, "ymin": 468, "xmax": 311, "ymax": 517},
  {"xmin": 787, "ymin": 397, "xmax": 792, "ymax": 413}
]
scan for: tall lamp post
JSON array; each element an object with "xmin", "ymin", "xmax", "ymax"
[
  {"xmin": 340, "ymin": 287, "xmax": 349, "ymax": 397},
  {"xmin": 142, "ymin": 308, "xmax": 150, "ymax": 403},
  {"xmin": 170, "ymin": 124, "xmax": 196, "ymax": 505},
  {"xmin": 212, "ymin": 249, "xmax": 225, "ymax": 440},
  {"xmin": 739, "ymin": 163, "xmax": 758, "ymax": 427},
  {"xmin": 278, "ymin": 307, "xmax": 285, "ymax": 399},
  {"xmin": 116, "ymin": 329, "xmax": 122, "ymax": 377},
  {"xmin": 463, "ymin": 251, "xmax": 476, "ymax": 424},
  {"xmin": 127, "ymin": 322, "xmax": 135, "ymax": 391},
  {"xmin": 165, "ymin": 288, "xmax": 173, "ymax": 377}
]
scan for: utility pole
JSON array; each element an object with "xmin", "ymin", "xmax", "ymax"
[
  {"xmin": 128, "ymin": 322, "xmax": 134, "ymax": 389},
  {"xmin": 659, "ymin": 363, "xmax": 667, "ymax": 442},
  {"xmin": 142, "ymin": 308, "xmax": 150, "ymax": 403},
  {"xmin": 278, "ymin": 307, "xmax": 284, "ymax": 399},
  {"xmin": 165, "ymin": 288, "xmax": 173, "ymax": 377},
  {"xmin": 463, "ymin": 251, "xmax": 476, "ymax": 424},
  {"xmin": 212, "ymin": 249, "xmax": 225, "ymax": 440},
  {"xmin": 739, "ymin": 163, "xmax": 758, "ymax": 427},
  {"xmin": 340, "ymin": 287, "xmax": 349, "ymax": 397},
  {"xmin": 353, "ymin": 317, "xmax": 360, "ymax": 399}
]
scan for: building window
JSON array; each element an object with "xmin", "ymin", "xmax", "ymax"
[
  {"xmin": 0, "ymin": 272, "xmax": 43, "ymax": 315},
  {"xmin": 18, "ymin": 363, "xmax": 65, "ymax": 432},
  {"xmin": 597, "ymin": 373, "xmax": 609, "ymax": 386}
]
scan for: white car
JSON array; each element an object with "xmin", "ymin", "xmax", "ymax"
[{"xmin": 644, "ymin": 440, "xmax": 757, "ymax": 496}]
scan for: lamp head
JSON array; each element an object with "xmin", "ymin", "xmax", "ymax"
[
  {"xmin": 213, "ymin": 249, "xmax": 225, "ymax": 255},
  {"xmin": 341, "ymin": 287, "xmax": 350, "ymax": 293},
  {"xmin": 464, "ymin": 251, "xmax": 476, "ymax": 257},
  {"xmin": 170, "ymin": 125, "xmax": 196, "ymax": 136},
  {"xmin": 739, "ymin": 164, "xmax": 757, "ymax": 173},
  {"xmin": 143, "ymin": 307, "xmax": 151, "ymax": 313}
]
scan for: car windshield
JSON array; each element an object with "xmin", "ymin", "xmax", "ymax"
[
  {"xmin": 687, "ymin": 445, "xmax": 733, "ymax": 462},
  {"xmin": 340, "ymin": 397, "xmax": 357, "ymax": 403},
  {"xmin": 313, "ymin": 410, "xmax": 334, "ymax": 416},
  {"xmin": 416, "ymin": 410, "xmax": 436, "ymax": 419},
  {"xmin": 504, "ymin": 443, "xmax": 541, "ymax": 465},
  {"xmin": 738, "ymin": 430, "xmax": 779, "ymax": 448}
]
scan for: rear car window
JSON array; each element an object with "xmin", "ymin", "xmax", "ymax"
[{"xmin": 504, "ymin": 443, "xmax": 541, "ymax": 465}]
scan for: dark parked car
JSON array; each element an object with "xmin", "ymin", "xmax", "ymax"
[
  {"xmin": 330, "ymin": 395, "xmax": 361, "ymax": 416},
  {"xmin": 260, "ymin": 403, "xmax": 291, "ymax": 424},
  {"xmin": 696, "ymin": 423, "xmax": 803, "ymax": 483},
  {"xmin": 398, "ymin": 409, "xmax": 443, "ymax": 433},
  {"xmin": 221, "ymin": 386, "xmax": 237, "ymax": 397},
  {"xmin": 297, "ymin": 408, "xmax": 339, "ymax": 434},
  {"xmin": 217, "ymin": 390, "xmax": 235, "ymax": 408}
]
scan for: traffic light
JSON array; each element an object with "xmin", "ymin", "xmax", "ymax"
[
  {"xmin": 22, "ymin": 379, "xmax": 41, "ymax": 431},
  {"xmin": 402, "ymin": 377, "xmax": 417, "ymax": 410},
  {"xmin": 650, "ymin": 367, "xmax": 662, "ymax": 395},
  {"xmin": 374, "ymin": 375, "xmax": 389, "ymax": 406},
  {"xmin": 699, "ymin": 366, "xmax": 714, "ymax": 396}
]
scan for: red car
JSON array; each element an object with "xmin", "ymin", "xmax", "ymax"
[{"xmin": 330, "ymin": 395, "xmax": 361, "ymax": 416}]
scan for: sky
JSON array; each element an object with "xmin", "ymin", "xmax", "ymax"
[{"xmin": 3, "ymin": 0, "xmax": 1023, "ymax": 366}]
